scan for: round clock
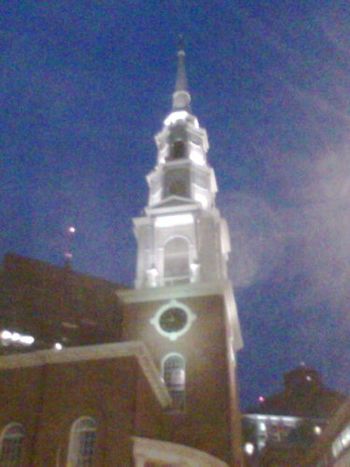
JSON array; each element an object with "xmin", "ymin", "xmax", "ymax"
[
  {"xmin": 150, "ymin": 300, "xmax": 196, "ymax": 341},
  {"xmin": 159, "ymin": 307, "xmax": 188, "ymax": 333}
]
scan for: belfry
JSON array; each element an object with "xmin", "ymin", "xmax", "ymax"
[{"xmin": 134, "ymin": 46, "xmax": 230, "ymax": 289}]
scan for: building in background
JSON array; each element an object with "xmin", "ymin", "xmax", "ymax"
[
  {"xmin": 304, "ymin": 397, "xmax": 350, "ymax": 467},
  {"xmin": 242, "ymin": 365, "xmax": 346, "ymax": 466},
  {"xmin": 0, "ymin": 46, "xmax": 244, "ymax": 466},
  {"xmin": 0, "ymin": 252, "xmax": 124, "ymax": 353}
]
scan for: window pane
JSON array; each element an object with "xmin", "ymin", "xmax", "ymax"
[
  {"xmin": 163, "ymin": 355, "xmax": 186, "ymax": 411},
  {"xmin": 77, "ymin": 429, "xmax": 96, "ymax": 466},
  {"xmin": 68, "ymin": 418, "xmax": 97, "ymax": 467},
  {"xmin": 0, "ymin": 424, "xmax": 24, "ymax": 467},
  {"xmin": 164, "ymin": 238, "xmax": 190, "ymax": 282}
]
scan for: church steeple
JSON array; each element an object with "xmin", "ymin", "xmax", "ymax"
[
  {"xmin": 121, "ymin": 45, "xmax": 243, "ymax": 467},
  {"xmin": 172, "ymin": 38, "xmax": 191, "ymax": 111}
]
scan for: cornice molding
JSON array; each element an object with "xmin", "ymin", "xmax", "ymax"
[
  {"xmin": 0, "ymin": 341, "xmax": 171, "ymax": 408},
  {"xmin": 118, "ymin": 281, "xmax": 225, "ymax": 303}
]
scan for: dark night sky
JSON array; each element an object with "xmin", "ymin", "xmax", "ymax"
[{"xmin": 1, "ymin": 1, "xmax": 350, "ymax": 408}]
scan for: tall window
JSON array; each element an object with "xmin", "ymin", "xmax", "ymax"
[
  {"xmin": 0, "ymin": 423, "xmax": 24, "ymax": 467},
  {"xmin": 162, "ymin": 353, "xmax": 186, "ymax": 411},
  {"xmin": 67, "ymin": 417, "xmax": 97, "ymax": 467},
  {"xmin": 163, "ymin": 237, "xmax": 190, "ymax": 284}
]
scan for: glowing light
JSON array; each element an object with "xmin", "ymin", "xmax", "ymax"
[
  {"xmin": 20, "ymin": 335, "xmax": 35, "ymax": 345},
  {"xmin": 155, "ymin": 214, "xmax": 193, "ymax": 228},
  {"xmin": 259, "ymin": 396, "xmax": 265, "ymax": 403},
  {"xmin": 54, "ymin": 342, "xmax": 63, "ymax": 351},
  {"xmin": 11, "ymin": 332, "xmax": 20, "ymax": 342},
  {"xmin": 314, "ymin": 426, "xmax": 322, "ymax": 435},
  {"xmin": 244, "ymin": 443, "xmax": 255, "ymax": 456},
  {"xmin": 332, "ymin": 425, "xmax": 350, "ymax": 458},
  {"xmin": 1, "ymin": 330, "xmax": 12, "ymax": 340},
  {"xmin": 259, "ymin": 422, "xmax": 266, "ymax": 432},
  {"xmin": 306, "ymin": 375, "xmax": 312, "ymax": 381},
  {"xmin": 68, "ymin": 226, "xmax": 76, "ymax": 234},
  {"xmin": 1, "ymin": 330, "xmax": 35, "ymax": 346}
]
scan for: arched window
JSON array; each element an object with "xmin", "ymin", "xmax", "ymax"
[
  {"xmin": 163, "ymin": 237, "xmax": 190, "ymax": 284},
  {"xmin": 0, "ymin": 423, "xmax": 25, "ymax": 466},
  {"xmin": 67, "ymin": 417, "xmax": 97, "ymax": 467},
  {"xmin": 162, "ymin": 353, "xmax": 186, "ymax": 411}
]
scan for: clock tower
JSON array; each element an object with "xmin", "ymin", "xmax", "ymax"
[{"xmin": 120, "ymin": 45, "xmax": 243, "ymax": 466}]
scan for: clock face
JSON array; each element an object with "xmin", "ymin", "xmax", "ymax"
[
  {"xmin": 150, "ymin": 300, "xmax": 196, "ymax": 341},
  {"xmin": 159, "ymin": 307, "xmax": 188, "ymax": 333}
]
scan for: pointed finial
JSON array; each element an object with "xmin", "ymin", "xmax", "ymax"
[
  {"xmin": 178, "ymin": 34, "xmax": 185, "ymax": 52},
  {"xmin": 172, "ymin": 35, "xmax": 191, "ymax": 110}
]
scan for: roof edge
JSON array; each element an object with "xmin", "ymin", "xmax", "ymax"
[{"xmin": 0, "ymin": 341, "xmax": 171, "ymax": 408}]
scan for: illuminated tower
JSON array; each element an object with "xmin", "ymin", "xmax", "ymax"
[
  {"xmin": 121, "ymin": 45, "xmax": 243, "ymax": 466},
  {"xmin": 134, "ymin": 47, "xmax": 230, "ymax": 289}
]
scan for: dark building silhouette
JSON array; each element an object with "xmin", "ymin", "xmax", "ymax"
[
  {"xmin": 243, "ymin": 365, "xmax": 346, "ymax": 466},
  {"xmin": 304, "ymin": 397, "xmax": 350, "ymax": 466},
  {"xmin": 0, "ymin": 252, "xmax": 124, "ymax": 353}
]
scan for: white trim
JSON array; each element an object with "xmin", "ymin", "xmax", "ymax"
[
  {"xmin": 161, "ymin": 352, "xmax": 185, "ymax": 372},
  {"xmin": 0, "ymin": 422, "xmax": 25, "ymax": 465},
  {"xmin": 118, "ymin": 280, "xmax": 225, "ymax": 303},
  {"xmin": 145, "ymin": 200, "xmax": 201, "ymax": 216},
  {"xmin": 0, "ymin": 341, "xmax": 171, "ymax": 408},
  {"xmin": 67, "ymin": 416, "xmax": 96, "ymax": 466},
  {"xmin": 0, "ymin": 422, "xmax": 25, "ymax": 443},
  {"xmin": 162, "ymin": 352, "xmax": 186, "ymax": 411},
  {"xmin": 133, "ymin": 436, "xmax": 229, "ymax": 467},
  {"xmin": 162, "ymin": 233, "xmax": 193, "ymax": 248}
]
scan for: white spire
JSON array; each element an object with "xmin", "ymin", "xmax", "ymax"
[{"xmin": 172, "ymin": 37, "xmax": 191, "ymax": 111}]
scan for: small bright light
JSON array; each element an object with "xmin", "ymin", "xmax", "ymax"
[
  {"xmin": 20, "ymin": 335, "xmax": 35, "ymax": 345},
  {"xmin": 11, "ymin": 332, "xmax": 20, "ymax": 342},
  {"xmin": 259, "ymin": 396, "xmax": 265, "ymax": 403},
  {"xmin": 259, "ymin": 422, "xmax": 267, "ymax": 432},
  {"xmin": 1, "ymin": 330, "xmax": 12, "ymax": 340},
  {"xmin": 306, "ymin": 375, "xmax": 312, "ymax": 382},
  {"xmin": 314, "ymin": 426, "xmax": 322, "ymax": 435},
  {"xmin": 54, "ymin": 342, "xmax": 63, "ymax": 351},
  {"xmin": 244, "ymin": 443, "xmax": 255, "ymax": 456},
  {"xmin": 68, "ymin": 226, "xmax": 76, "ymax": 234}
]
